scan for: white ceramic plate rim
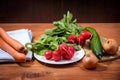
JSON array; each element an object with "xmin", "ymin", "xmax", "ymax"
[{"xmin": 34, "ymin": 49, "xmax": 85, "ymax": 65}]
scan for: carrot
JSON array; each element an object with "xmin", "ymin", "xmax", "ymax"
[
  {"xmin": 0, "ymin": 27, "xmax": 28, "ymax": 54},
  {"xmin": 0, "ymin": 37, "xmax": 26, "ymax": 62}
]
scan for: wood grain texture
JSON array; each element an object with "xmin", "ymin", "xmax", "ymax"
[{"xmin": 0, "ymin": 23, "xmax": 120, "ymax": 80}]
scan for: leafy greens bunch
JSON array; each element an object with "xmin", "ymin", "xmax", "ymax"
[{"xmin": 28, "ymin": 11, "xmax": 83, "ymax": 56}]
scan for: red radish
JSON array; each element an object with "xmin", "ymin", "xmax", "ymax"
[
  {"xmin": 77, "ymin": 35, "xmax": 85, "ymax": 47},
  {"xmin": 62, "ymin": 53, "xmax": 71, "ymax": 60},
  {"xmin": 52, "ymin": 50, "xmax": 61, "ymax": 61},
  {"xmin": 62, "ymin": 49, "xmax": 73, "ymax": 60},
  {"xmin": 44, "ymin": 50, "xmax": 52, "ymax": 60},
  {"xmin": 63, "ymin": 46, "xmax": 75, "ymax": 60},
  {"xmin": 80, "ymin": 30, "xmax": 92, "ymax": 40},
  {"xmin": 58, "ymin": 43, "xmax": 68, "ymax": 55},
  {"xmin": 67, "ymin": 34, "xmax": 77, "ymax": 44},
  {"xmin": 68, "ymin": 46, "xmax": 75, "ymax": 53}
]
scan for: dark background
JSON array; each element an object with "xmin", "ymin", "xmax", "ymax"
[{"xmin": 0, "ymin": 0, "xmax": 119, "ymax": 23}]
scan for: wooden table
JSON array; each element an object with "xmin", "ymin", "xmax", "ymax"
[{"xmin": 0, "ymin": 23, "xmax": 120, "ymax": 80}]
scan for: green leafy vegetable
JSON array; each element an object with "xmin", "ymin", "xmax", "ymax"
[{"xmin": 26, "ymin": 11, "xmax": 83, "ymax": 56}]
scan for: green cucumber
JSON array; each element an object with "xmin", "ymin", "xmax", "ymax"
[{"xmin": 85, "ymin": 27, "xmax": 103, "ymax": 59}]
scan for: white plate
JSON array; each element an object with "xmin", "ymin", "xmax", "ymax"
[{"xmin": 34, "ymin": 49, "xmax": 85, "ymax": 65}]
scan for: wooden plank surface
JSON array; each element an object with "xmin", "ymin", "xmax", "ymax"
[{"xmin": 0, "ymin": 23, "xmax": 120, "ymax": 80}]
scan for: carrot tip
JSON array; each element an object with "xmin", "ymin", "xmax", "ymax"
[
  {"xmin": 24, "ymin": 50, "xmax": 28, "ymax": 54},
  {"xmin": 19, "ymin": 47, "xmax": 25, "ymax": 51}
]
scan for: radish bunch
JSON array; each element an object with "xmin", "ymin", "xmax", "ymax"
[
  {"xmin": 68, "ymin": 30, "xmax": 92, "ymax": 47},
  {"xmin": 44, "ymin": 43, "xmax": 75, "ymax": 61},
  {"xmin": 44, "ymin": 30, "xmax": 91, "ymax": 61}
]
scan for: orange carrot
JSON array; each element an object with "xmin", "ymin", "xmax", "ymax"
[
  {"xmin": 0, "ymin": 37, "xmax": 26, "ymax": 62},
  {"xmin": 0, "ymin": 27, "xmax": 28, "ymax": 54}
]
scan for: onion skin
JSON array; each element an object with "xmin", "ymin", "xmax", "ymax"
[
  {"xmin": 102, "ymin": 39, "xmax": 119, "ymax": 55},
  {"xmin": 82, "ymin": 52, "xmax": 99, "ymax": 69}
]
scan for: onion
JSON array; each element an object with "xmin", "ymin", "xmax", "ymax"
[{"xmin": 82, "ymin": 51, "xmax": 99, "ymax": 69}]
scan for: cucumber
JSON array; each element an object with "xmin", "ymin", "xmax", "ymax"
[{"xmin": 85, "ymin": 27, "xmax": 103, "ymax": 59}]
